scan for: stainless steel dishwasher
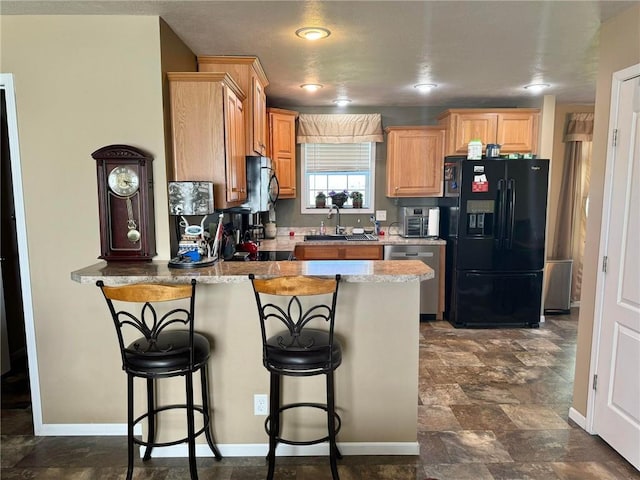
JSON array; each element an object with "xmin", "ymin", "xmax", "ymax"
[{"xmin": 383, "ymin": 244, "xmax": 440, "ymax": 320}]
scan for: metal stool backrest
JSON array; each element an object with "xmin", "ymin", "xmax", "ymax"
[
  {"xmin": 249, "ymin": 275, "xmax": 341, "ymax": 373},
  {"xmin": 97, "ymin": 279, "xmax": 197, "ymax": 374}
]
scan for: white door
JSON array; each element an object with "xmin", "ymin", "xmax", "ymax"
[{"xmin": 590, "ymin": 65, "xmax": 640, "ymax": 470}]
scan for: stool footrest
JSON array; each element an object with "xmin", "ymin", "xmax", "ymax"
[
  {"xmin": 132, "ymin": 404, "xmax": 212, "ymax": 448},
  {"xmin": 265, "ymin": 402, "xmax": 342, "ymax": 447}
]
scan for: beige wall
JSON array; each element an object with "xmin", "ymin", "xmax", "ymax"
[
  {"xmin": 573, "ymin": 4, "xmax": 640, "ymax": 416},
  {"xmin": 547, "ymin": 104, "xmax": 595, "ymax": 254},
  {"xmin": 1, "ymin": 15, "xmax": 171, "ymax": 424}
]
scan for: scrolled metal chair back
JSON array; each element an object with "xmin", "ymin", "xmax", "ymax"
[
  {"xmin": 97, "ymin": 280, "xmax": 197, "ymax": 370},
  {"xmin": 249, "ymin": 275, "xmax": 341, "ymax": 364}
]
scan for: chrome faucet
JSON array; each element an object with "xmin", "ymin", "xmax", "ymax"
[{"xmin": 327, "ymin": 205, "xmax": 342, "ymax": 234}]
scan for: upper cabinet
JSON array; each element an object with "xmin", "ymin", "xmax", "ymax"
[
  {"xmin": 267, "ymin": 108, "xmax": 298, "ymax": 199},
  {"xmin": 385, "ymin": 126, "xmax": 445, "ymax": 197},
  {"xmin": 197, "ymin": 56, "xmax": 269, "ymax": 156},
  {"xmin": 438, "ymin": 108, "xmax": 540, "ymax": 155},
  {"xmin": 167, "ymin": 72, "xmax": 247, "ymax": 209}
]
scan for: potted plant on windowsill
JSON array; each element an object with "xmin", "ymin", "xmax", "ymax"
[
  {"xmin": 315, "ymin": 192, "xmax": 326, "ymax": 208},
  {"xmin": 329, "ymin": 190, "xmax": 349, "ymax": 208},
  {"xmin": 350, "ymin": 191, "xmax": 363, "ymax": 209}
]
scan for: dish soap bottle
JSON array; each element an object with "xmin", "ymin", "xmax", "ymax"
[{"xmin": 320, "ymin": 221, "xmax": 326, "ymax": 235}]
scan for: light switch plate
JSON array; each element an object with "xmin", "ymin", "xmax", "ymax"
[{"xmin": 376, "ymin": 210, "xmax": 387, "ymax": 221}]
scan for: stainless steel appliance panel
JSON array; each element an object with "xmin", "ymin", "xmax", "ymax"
[
  {"xmin": 543, "ymin": 260, "xmax": 572, "ymax": 314},
  {"xmin": 244, "ymin": 156, "xmax": 279, "ymax": 213},
  {"xmin": 384, "ymin": 244, "xmax": 439, "ymax": 319}
]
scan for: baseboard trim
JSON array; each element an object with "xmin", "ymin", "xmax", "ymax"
[
  {"xmin": 568, "ymin": 407, "xmax": 587, "ymax": 430},
  {"xmin": 38, "ymin": 423, "xmax": 141, "ymax": 436},
  {"xmin": 37, "ymin": 423, "xmax": 418, "ymax": 456},
  {"xmin": 144, "ymin": 442, "xmax": 420, "ymax": 458}
]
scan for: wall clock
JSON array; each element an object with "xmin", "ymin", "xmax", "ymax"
[{"xmin": 92, "ymin": 144, "xmax": 156, "ymax": 261}]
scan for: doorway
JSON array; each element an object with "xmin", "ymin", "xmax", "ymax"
[
  {"xmin": 1, "ymin": 89, "xmax": 27, "ymax": 377},
  {"xmin": 1, "ymin": 74, "xmax": 40, "ymax": 429}
]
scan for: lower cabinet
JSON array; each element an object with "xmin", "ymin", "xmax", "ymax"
[{"xmin": 294, "ymin": 244, "xmax": 383, "ymax": 260}]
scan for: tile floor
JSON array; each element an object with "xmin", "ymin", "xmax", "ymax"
[{"xmin": 2, "ymin": 310, "xmax": 639, "ymax": 479}]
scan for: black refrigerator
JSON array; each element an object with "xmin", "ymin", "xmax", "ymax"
[{"xmin": 440, "ymin": 156, "xmax": 549, "ymax": 328}]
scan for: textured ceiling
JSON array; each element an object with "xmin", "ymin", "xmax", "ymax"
[{"xmin": 2, "ymin": 1, "xmax": 636, "ymax": 108}]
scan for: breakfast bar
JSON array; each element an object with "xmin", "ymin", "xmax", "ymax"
[{"xmin": 71, "ymin": 259, "xmax": 432, "ymax": 457}]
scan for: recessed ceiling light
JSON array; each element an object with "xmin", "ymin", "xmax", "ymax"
[
  {"xmin": 333, "ymin": 98, "xmax": 352, "ymax": 106},
  {"xmin": 295, "ymin": 27, "xmax": 331, "ymax": 41},
  {"xmin": 414, "ymin": 83, "xmax": 437, "ymax": 92},
  {"xmin": 301, "ymin": 83, "xmax": 323, "ymax": 92},
  {"xmin": 524, "ymin": 83, "xmax": 550, "ymax": 92}
]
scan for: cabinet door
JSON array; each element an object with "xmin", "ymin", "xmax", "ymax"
[
  {"xmin": 252, "ymin": 75, "xmax": 267, "ymax": 155},
  {"xmin": 224, "ymin": 87, "xmax": 246, "ymax": 203},
  {"xmin": 269, "ymin": 109, "xmax": 297, "ymax": 198},
  {"xmin": 386, "ymin": 128, "xmax": 445, "ymax": 197},
  {"xmin": 497, "ymin": 112, "xmax": 539, "ymax": 153},
  {"xmin": 169, "ymin": 80, "xmax": 218, "ymax": 182},
  {"xmin": 452, "ymin": 113, "xmax": 498, "ymax": 154}
]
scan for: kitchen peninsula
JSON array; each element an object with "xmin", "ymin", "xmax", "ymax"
[{"xmin": 71, "ymin": 259, "xmax": 432, "ymax": 456}]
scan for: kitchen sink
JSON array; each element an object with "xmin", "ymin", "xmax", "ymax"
[{"xmin": 304, "ymin": 234, "xmax": 378, "ymax": 241}]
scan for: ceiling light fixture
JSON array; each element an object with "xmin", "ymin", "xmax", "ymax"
[
  {"xmin": 295, "ymin": 27, "xmax": 331, "ymax": 41},
  {"xmin": 414, "ymin": 83, "xmax": 437, "ymax": 92},
  {"xmin": 300, "ymin": 83, "xmax": 323, "ymax": 92},
  {"xmin": 524, "ymin": 83, "xmax": 550, "ymax": 93},
  {"xmin": 333, "ymin": 98, "xmax": 352, "ymax": 106}
]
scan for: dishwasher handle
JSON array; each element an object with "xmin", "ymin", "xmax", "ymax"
[{"xmin": 388, "ymin": 251, "xmax": 434, "ymax": 259}]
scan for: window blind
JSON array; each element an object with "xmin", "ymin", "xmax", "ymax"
[{"xmin": 305, "ymin": 143, "xmax": 372, "ymax": 173}]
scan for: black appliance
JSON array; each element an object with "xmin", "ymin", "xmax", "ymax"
[{"xmin": 440, "ymin": 156, "xmax": 549, "ymax": 328}]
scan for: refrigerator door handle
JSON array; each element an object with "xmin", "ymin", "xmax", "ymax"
[
  {"xmin": 496, "ymin": 179, "xmax": 507, "ymax": 249},
  {"xmin": 506, "ymin": 178, "xmax": 516, "ymax": 249}
]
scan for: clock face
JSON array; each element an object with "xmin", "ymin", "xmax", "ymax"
[{"xmin": 108, "ymin": 166, "xmax": 139, "ymax": 197}]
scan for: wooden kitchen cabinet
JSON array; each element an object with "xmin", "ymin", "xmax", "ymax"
[
  {"xmin": 198, "ymin": 56, "xmax": 269, "ymax": 156},
  {"xmin": 167, "ymin": 72, "xmax": 247, "ymax": 208},
  {"xmin": 385, "ymin": 126, "xmax": 445, "ymax": 197},
  {"xmin": 294, "ymin": 244, "xmax": 383, "ymax": 260},
  {"xmin": 438, "ymin": 108, "xmax": 540, "ymax": 155},
  {"xmin": 268, "ymin": 108, "xmax": 298, "ymax": 199}
]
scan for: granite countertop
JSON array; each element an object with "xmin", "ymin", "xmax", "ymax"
[
  {"xmin": 259, "ymin": 233, "xmax": 446, "ymax": 252},
  {"xmin": 71, "ymin": 259, "xmax": 433, "ymax": 286}
]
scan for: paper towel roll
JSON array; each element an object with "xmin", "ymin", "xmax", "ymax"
[{"xmin": 427, "ymin": 208, "xmax": 440, "ymax": 237}]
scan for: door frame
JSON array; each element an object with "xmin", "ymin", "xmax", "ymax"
[
  {"xmin": 586, "ymin": 63, "xmax": 640, "ymax": 434},
  {"xmin": 0, "ymin": 73, "xmax": 43, "ymax": 432}
]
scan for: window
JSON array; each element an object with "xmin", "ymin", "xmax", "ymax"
[{"xmin": 300, "ymin": 142, "xmax": 376, "ymax": 214}]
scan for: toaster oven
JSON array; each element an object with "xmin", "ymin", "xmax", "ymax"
[{"xmin": 399, "ymin": 207, "xmax": 439, "ymax": 238}]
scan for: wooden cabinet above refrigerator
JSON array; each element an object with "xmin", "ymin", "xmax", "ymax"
[{"xmin": 438, "ymin": 108, "xmax": 540, "ymax": 156}]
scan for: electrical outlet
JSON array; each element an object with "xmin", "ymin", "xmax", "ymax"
[
  {"xmin": 254, "ymin": 394, "xmax": 268, "ymax": 415},
  {"xmin": 376, "ymin": 210, "xmax": 387, "ymax": 221}
]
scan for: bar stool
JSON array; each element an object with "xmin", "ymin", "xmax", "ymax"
[
  {"xmin": 249, "ymin": 274, "xmax": 342, "ymax": 480},
  {"xmin": 96, "ymin": 279, "xmax": 222, "ymax": 480}
]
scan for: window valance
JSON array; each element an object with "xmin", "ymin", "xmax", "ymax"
[
  {"xmin": 563, "ymin": 112, "xmax": 594, "ymax": 142},
  {"xmin": 297, "ymin": 113, "xmax": 384, "ymax": 144}
]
